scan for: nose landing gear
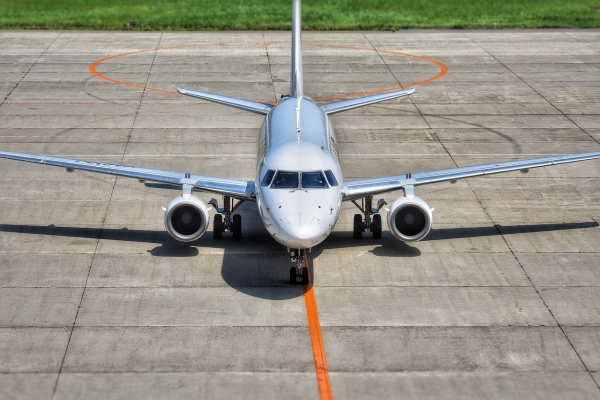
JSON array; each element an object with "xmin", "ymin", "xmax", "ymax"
[
  {"xmin": 351, "ymin": 195, "xmax": 386, "ymax": 239},
  {"xmin": 289, "ymin": 249, "xmax": 309, "ymax": 285},
  {"xmin": 209, "ymin": 196, "xmax": 244, "ymax": 239}
]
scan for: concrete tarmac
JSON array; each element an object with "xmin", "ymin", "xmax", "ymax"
[{"xmin": 1, "ymin": 30, "xmax": 600, "ymax": 399}]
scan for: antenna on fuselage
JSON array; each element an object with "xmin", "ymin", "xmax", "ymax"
[{"xmin": 296, "ymin": 96, "xmax": 301, "ymax": 141}]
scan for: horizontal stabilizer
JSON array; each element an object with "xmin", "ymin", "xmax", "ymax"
[
  {"xmin": 320, "ymin": 88, "xmax": 415, "ymax": 115},
  {"xmin": 177, "ymin": 88, "xmax": 273, "ymax": 115}
]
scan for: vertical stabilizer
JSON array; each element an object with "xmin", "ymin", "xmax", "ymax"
[{"xmin": 290, "ymin": 0, "xmax": 303, "ymax": 98}]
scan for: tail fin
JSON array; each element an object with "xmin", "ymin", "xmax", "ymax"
[{"xmin": 290, "ymin": 0, "xmax": 303, "ymax": 98}]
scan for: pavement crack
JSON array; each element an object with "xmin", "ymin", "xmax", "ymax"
[
  {"xmin": 464, "ymin": 32, "xmax": 600, "ymax": 150},
  {"xmin": 1, "ymin": 32, "xmax": 62, "ymax": 107},
  {"xmin": 49, "ymin": 33, "xmax": 165, "ymax": 400},
  {"xmin": 263, "ymin": 34, "xmax": 278, "ymax": 103}
]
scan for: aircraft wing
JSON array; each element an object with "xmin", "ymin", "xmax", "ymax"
[
  {"xmin": 341, "ymin": 151, "xmax": 600, "ymax": 200},
  {"xmin": 0, "ymin": 150, "xmax": 256, "ymax": 200}
]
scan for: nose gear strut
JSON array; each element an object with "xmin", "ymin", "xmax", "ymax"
[{"xmin": 289, "ymin": 248, "xmax": 309, "ymax": 285}]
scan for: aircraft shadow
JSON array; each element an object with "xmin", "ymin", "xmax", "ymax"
[
  {"xmin": 426, "ymin": 221, "xmax": 599, "ymax": 240},
  {"xmin": 1, "ymin": 220, "xmax": 595, "ymax": 245},
  {"xmin": 0, "ymin": 219, "xmax": 597, "ymax": 300}
]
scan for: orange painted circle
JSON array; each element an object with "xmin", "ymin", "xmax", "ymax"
[{"xmin": 89, "ymin": 42, "xmax": 447, "ymax": 102}]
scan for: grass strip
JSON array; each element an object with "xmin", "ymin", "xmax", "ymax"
[{"xmin": 1, "ymin": 0, "xmax": 600, "ymax": 30}]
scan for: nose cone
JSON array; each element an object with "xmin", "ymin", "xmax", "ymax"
[
  {"xmin": 285, "ymin": 213, "xmax": 320, "ymax": 237},
  {"xmin": 280, "ymin": 213, "xmax": 325, "ymax": 247}
]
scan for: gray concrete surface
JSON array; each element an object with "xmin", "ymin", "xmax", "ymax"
[{"xmin": 1, "ymin": 30, "xmax": 600, "ymax": 399}]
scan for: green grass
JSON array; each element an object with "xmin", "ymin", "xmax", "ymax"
[{"xmin": 1, "ymin": 0, "xmax": 600, "ymax": 30}]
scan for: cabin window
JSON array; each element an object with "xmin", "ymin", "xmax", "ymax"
[
  {"xmin": 261, "ymin": 169, "xmax": 276, "ymax": 186},
  {"xmin": 324, "ymin": 170, "xmax": 338, "ymax": 186},
  {"xmin": 271, "ymin": 171, "xmax": 299, "ymax": 189},
  {"xmin": 301, "ymin": 171, "xmax": 328, "ymax": 189}
]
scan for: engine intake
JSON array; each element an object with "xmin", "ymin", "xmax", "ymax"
[
  {"xmin": 387, "ymin": 195, "xmax": 433, "ymax": 242},
  {"xmin": 164, "ymin": 194, "xmax": 209, "ymax": 242}
]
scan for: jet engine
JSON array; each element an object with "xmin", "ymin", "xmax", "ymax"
[
  {"xmin": 164, "ymin": 194, "xmax": 210, "ymax": 242},
  {"xmin": 387, "ymin": 195, "xmax": 433, "ymax": 242}
]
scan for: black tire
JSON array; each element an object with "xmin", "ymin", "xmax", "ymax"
[
  {"xmin": 232, "ymin": 214, "xmax": 242, "ymax": 240},
  {"xmin": 301, "ymin": 267, "xmax": 309, "ymax": 285},
  {"xmin": 213, "ymin": 214, "xmax": 223, "ymax": 239},
  {"xmin": 353, "ymin": 214, "xmax": 363, "ymax": 239},
  {"xmin": 290, "ymin": 267, "xmax": 297, "ymax": 284},
  {"xmin": 372, "ymin": 214, "xmax": 382, "ymax": 239}
]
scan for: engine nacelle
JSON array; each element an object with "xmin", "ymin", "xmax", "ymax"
[
  {"xmin": 164, "ymin": 194, "xmax": 210, "ymax": 242},
  {"xmin": 387, "ymin": 195, "xmax": 433, "ymax": 242}
]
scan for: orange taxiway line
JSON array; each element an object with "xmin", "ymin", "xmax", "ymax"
[
  {"xmin": 305, "ymin": 42, "xmax": 447, "ymax": 102},
  {"xmin": 89, "ymin": 42, "xmax": 237, "ymax": 95},
  {"xmin": 88, "ymin": 42, "xmax": 447, "ymax": 103},
  {"xmin": 303, "ymin": 253, "xmax": 333, "ymax": 400}
]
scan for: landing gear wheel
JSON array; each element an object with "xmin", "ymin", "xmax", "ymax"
[
  {"xmin": 353, "ymin": 214, "xmax": 363, "ymax": 239},
  {"xmin": 301, "ymin": 267, "xmax": 309, "ymax": 285},
  {"xmin": 372, "ymin": 214, "xmax": 382, "ymax": 239},
  {"xmin": 290, "ymin": 267, "xmax": 297, "ymax": 284},
  {"xmin": 232, "ymin": 214, "xmax": 242, "ymax": 240},
  {"xmin": 213, "ymin": 214, "xmax": 223, "ymax": 239}
]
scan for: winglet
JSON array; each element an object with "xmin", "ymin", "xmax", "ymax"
[
  {"xmin": 320, "ymin": 88, "xmax": 415, "ymax": 115},
  {"xmin": 177, "ymin": 88, "xmax": 273, "ymax": 115}
]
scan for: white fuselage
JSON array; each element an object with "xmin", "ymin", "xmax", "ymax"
[{"xmin": 255, "ymin": 97, "xmax": 343, "ymax": 249}]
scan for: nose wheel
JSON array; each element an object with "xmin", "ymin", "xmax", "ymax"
[
  {"xmin": 352, "ymin": 196, "xmax": 386, "ymax": 239},
  {"xmin": 289, "ymin": 249, "xmax": 309, "ymax": 285}
]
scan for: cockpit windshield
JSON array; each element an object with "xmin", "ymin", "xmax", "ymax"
[
  {"xmin": 324, "ymin": 170, "xmax": 338, "ymax": 187},
  {"xmin": 269, "ymin": 171, "xmax": 331, "ymax": 189},
  {"xmin": 261, "ymin": 169, "xmax": 276, "ymax": 186},
  {"xmin": 301, "ymin": 171, "xmax": 328, "ymax": 188},
  {"xmin": 272, "ymin": 171, "xmax": 299, "ymax": 188}
]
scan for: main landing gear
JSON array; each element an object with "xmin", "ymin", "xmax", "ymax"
[
  {"xmin": 351, "ymin": 195, "xmax": 386, "ymax": 239},
  {"xmin": 289, "ymin": 248, "xmax": 309, "ymax": 285},
  {"xmin": 209, "ymin": 196, "xmax": 244, "ymax": 239}
]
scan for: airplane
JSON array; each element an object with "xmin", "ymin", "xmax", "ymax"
[{"xmin": 1, "ymin": 0, "xmax": 600, "ymax": 285}]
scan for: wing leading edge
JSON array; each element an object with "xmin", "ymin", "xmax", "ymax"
[
  {"xmin": 342, "ymin": 151, "xmax": 600, "ymax": 200},
  {"xmin": 0, "ymin": 151, "xmax": 255, "ymax": 200}
]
